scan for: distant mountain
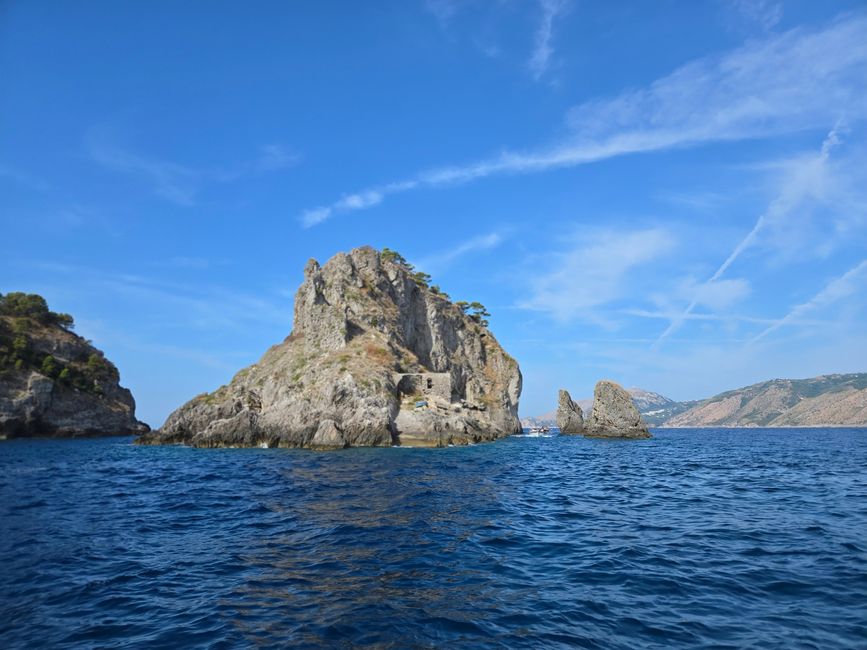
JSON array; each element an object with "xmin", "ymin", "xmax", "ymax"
[
  {"xmin": 664, "ymin": 373, "xmax": 867, "ymax": 427},
  {"xmin": 521, "ymin": 374, "xmax": 867, "ymax": 429},
  {"xmin": 625, "ymin": 387, "xmax": 673, "ymax": 411}
]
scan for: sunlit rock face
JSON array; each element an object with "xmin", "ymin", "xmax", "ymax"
[
  {"xmin": 586, "ymin": 380, "xmax": 651, "ymax": 439},
  {"xmin": 139, "ymin": 246, "xmax": 522, "ymax": 449}
]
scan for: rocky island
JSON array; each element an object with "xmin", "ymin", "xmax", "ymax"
[
  {"xmin": 556, "ymin": 380, "xmax": 651, "ymax": 439},
  {"xmin": 138, "ymin": 246, "xmax": 522, "ymax": 449},
  {"xmin": 0, "ymin": 293, "xmax": 148, "ymax": 438}
]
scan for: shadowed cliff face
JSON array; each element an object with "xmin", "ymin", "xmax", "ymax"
[
  {"xmin": 142, "ymin": 246, "xmax": 522, "ymax": 449},
  {"xmin": 556, "ymin": 389, "xmax": 584, "ymax": 434}
]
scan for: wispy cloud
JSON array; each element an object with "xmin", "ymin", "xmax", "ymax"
[
  {"xmin": 88, "ymin": 136, "xmax": 198, "ymax": 205},
  {"xmin": 652, "ymin": 123, "xmax": 848, "ymax": 349},
  {"xmin": 528, "ymin": 0, "xmax": 569, "ymax": 80},
  {"xmin": 624, "ymin": 308, "xmax": 827, "ymax": 327},
  {"xmin": 518, "ymin": 227, "xmax": 675, "ymax": 322},
  {"xmin": 101, "ymin": 273, "xmax": 292, "ymax": 331},
  {"xmin": 424, "ymin": 0, "xmax": 462, "ymax": 25},
  {"xmin": 750, "ymin": 259, "xmax": 867, "ymax": 344},
  {"xmin": 412, "ymin": 231, "xmax": 505, "ymax": 275},
  {"xmin": 300, "ymin": 12, "xmax": 867, "ymax": 226},
  {"xmin": 301, "ymin": 181, "xmax": 417, "ymax": 227},
  {"xmin": 727, "ymin": 0, "xmax": 783, "ymax": 31},
  {"xmin": 87, "ymin": 128, "xmax": 299, "ymax": 205},
  {"xmin": 27, "ymin": 260, "xmax": 292, "ymax": 331}
]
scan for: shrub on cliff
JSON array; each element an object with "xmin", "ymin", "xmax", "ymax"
[{"xmin": 0, "ymin": 292, "xmax": 75, "ymax": 330}]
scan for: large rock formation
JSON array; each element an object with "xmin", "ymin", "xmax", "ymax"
[
  {"xmin": 139, "ymin": 246, "xmax": 522, "ymax": 449},
  {"xmin": 585, "ymin": 380, "xmax": 651, "ymax": 439},
  {"xmin": 556, "ymin": 389, "xmax": 584, "ymax": 434},
  {"xmin": 523, "ymin": 387, "xmax": 674, "ymax": 428},
  {"xmin": 0, "ymin": 293, "xmax": 148, "ymax": 438}
]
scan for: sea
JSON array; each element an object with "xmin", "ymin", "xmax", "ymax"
[{"xmin": 1, "ymin": 428, "xmax": 865, "ymax": 649}]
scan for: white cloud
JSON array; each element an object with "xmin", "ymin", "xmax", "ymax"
[
  {"xmin": 727, "ymin": 0, "xmax": 783, "ymax": 31},
  {"xmin": 652, "ymin": 123, "xmax": 853, "ymax": 349},
  {"xmin": 750, "ymin": 259, "xmax": 867, "ymax": 344},
  {"xmin": 679, "ymin": 277, "xmax": 752, "ymax": 311},
  {"xmin": 424, "ymin": 0, "xmax": 462, "ymax": 24},
  {"xmin": 412, "ymin": 231, "xmax": 505, "ymax": 274},
  {"xmin": 518, "ymin": 228, "xmax": 675, "ymax": 321},
  {"xmin": 255, "ymin": 144, "xmax": 299, "ymax": 172},
  {"xmin": 300, "ymin": 207, "xmax": 333, "ymax": 228},
  {"xmin": 301, "ymin": 12, "xmax": 867, "ymax": 226},
  {"xmin": 623, "ymin": 308, "xmax": 828, "ymax": 327},
  {"xmin": 529, "ymin": 0, "xmax": 569, "ymax": 81}
]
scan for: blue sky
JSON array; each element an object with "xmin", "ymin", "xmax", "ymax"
[{"xmin": 2, "ymin": 1, "xmax": 866, "ymax": 426}]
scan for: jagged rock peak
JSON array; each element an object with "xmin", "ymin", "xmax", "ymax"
[
  {"xmin": 139, "ymin": 246, "xmax": 522, "ymax": 449},
  {"xmin": 556, "ymin": 389, "xmax": 584, "ymax": 434},
  {"xmin": 0, "ymin": 292, "xmax": 148, "ymax": 438},
  {"xmin": 586, "ymin": 380, "xmax": 651, "ymax": 439}
]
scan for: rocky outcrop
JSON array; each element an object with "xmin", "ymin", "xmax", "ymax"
[
  {"xmin": 0, "ymin": 293, "xmax": 148, "ymax": 438},
  {"xmin": 139, "ymin": 246, "xmax": 522, "ymax": 449},
  {"xmin": 585, "ymin": 380, "xmax": 651, "ymax": 438},
  {"xmin": 556, "ymin": 389, "xmax": 584, "ymax": 434},
  {"xmin": 523, "ymin": 387, "xmax": 674, "ymax": 427}
]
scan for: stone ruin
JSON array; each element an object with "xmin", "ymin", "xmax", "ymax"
[{"xmin": 394, "ymin": 372, "xmax": 452, "ymax": 402}]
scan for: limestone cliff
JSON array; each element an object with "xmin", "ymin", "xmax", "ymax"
[
  {"xmin": 139, "ymin": 246, "xmax": 522, "ymax": 448},
  {"xmin": 0, "ymin": 293, "xmax": 148, "ymax": 438}
]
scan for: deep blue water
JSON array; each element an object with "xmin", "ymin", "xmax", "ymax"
[{"xmin": 1, "ymin": 429, "xmax": 866, "ymax": 649}]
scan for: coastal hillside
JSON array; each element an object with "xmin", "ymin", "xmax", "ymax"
[
  {"xmin": 664, "ymin": 374, "xmax": 867, "ymax": 427},
  {"xmin": 0, "ymin": 292, "xmax": 148, "ymax": 437},
  {"xmin": 139, "ymin": 246, "xmax": 522, "ymax": 449}
]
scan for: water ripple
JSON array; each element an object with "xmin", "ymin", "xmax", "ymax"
[{"xmin": 1, "ymin": 428, "xmax": 866, "ymax": 648}]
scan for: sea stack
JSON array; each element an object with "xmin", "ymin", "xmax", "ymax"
[
  {"xmin": 556, "ymin": 389, "xmax": 584, "ymax": 434},
  {"xmin": 0, "ymin": 292, "xmax": 148, "ymax": 438},
  {"xmin": 139, "ymin": 246, "xmax": 522, "ymax": 449},
  {"xmin": 586, "ymin": 380, "xmax": 651, "ymax": 438}
]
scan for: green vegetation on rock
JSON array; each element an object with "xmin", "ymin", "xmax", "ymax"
[
  {"xmin": 0, "ymin": 292, "xmax": 74, "ymax": 330},
  {"xmin": 0, "ymin": 292, "xmax": 115, "ymax": 393},
  {"xmin": 380, "ymin": 249, "xmax": 490, "ymax": 326}
]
